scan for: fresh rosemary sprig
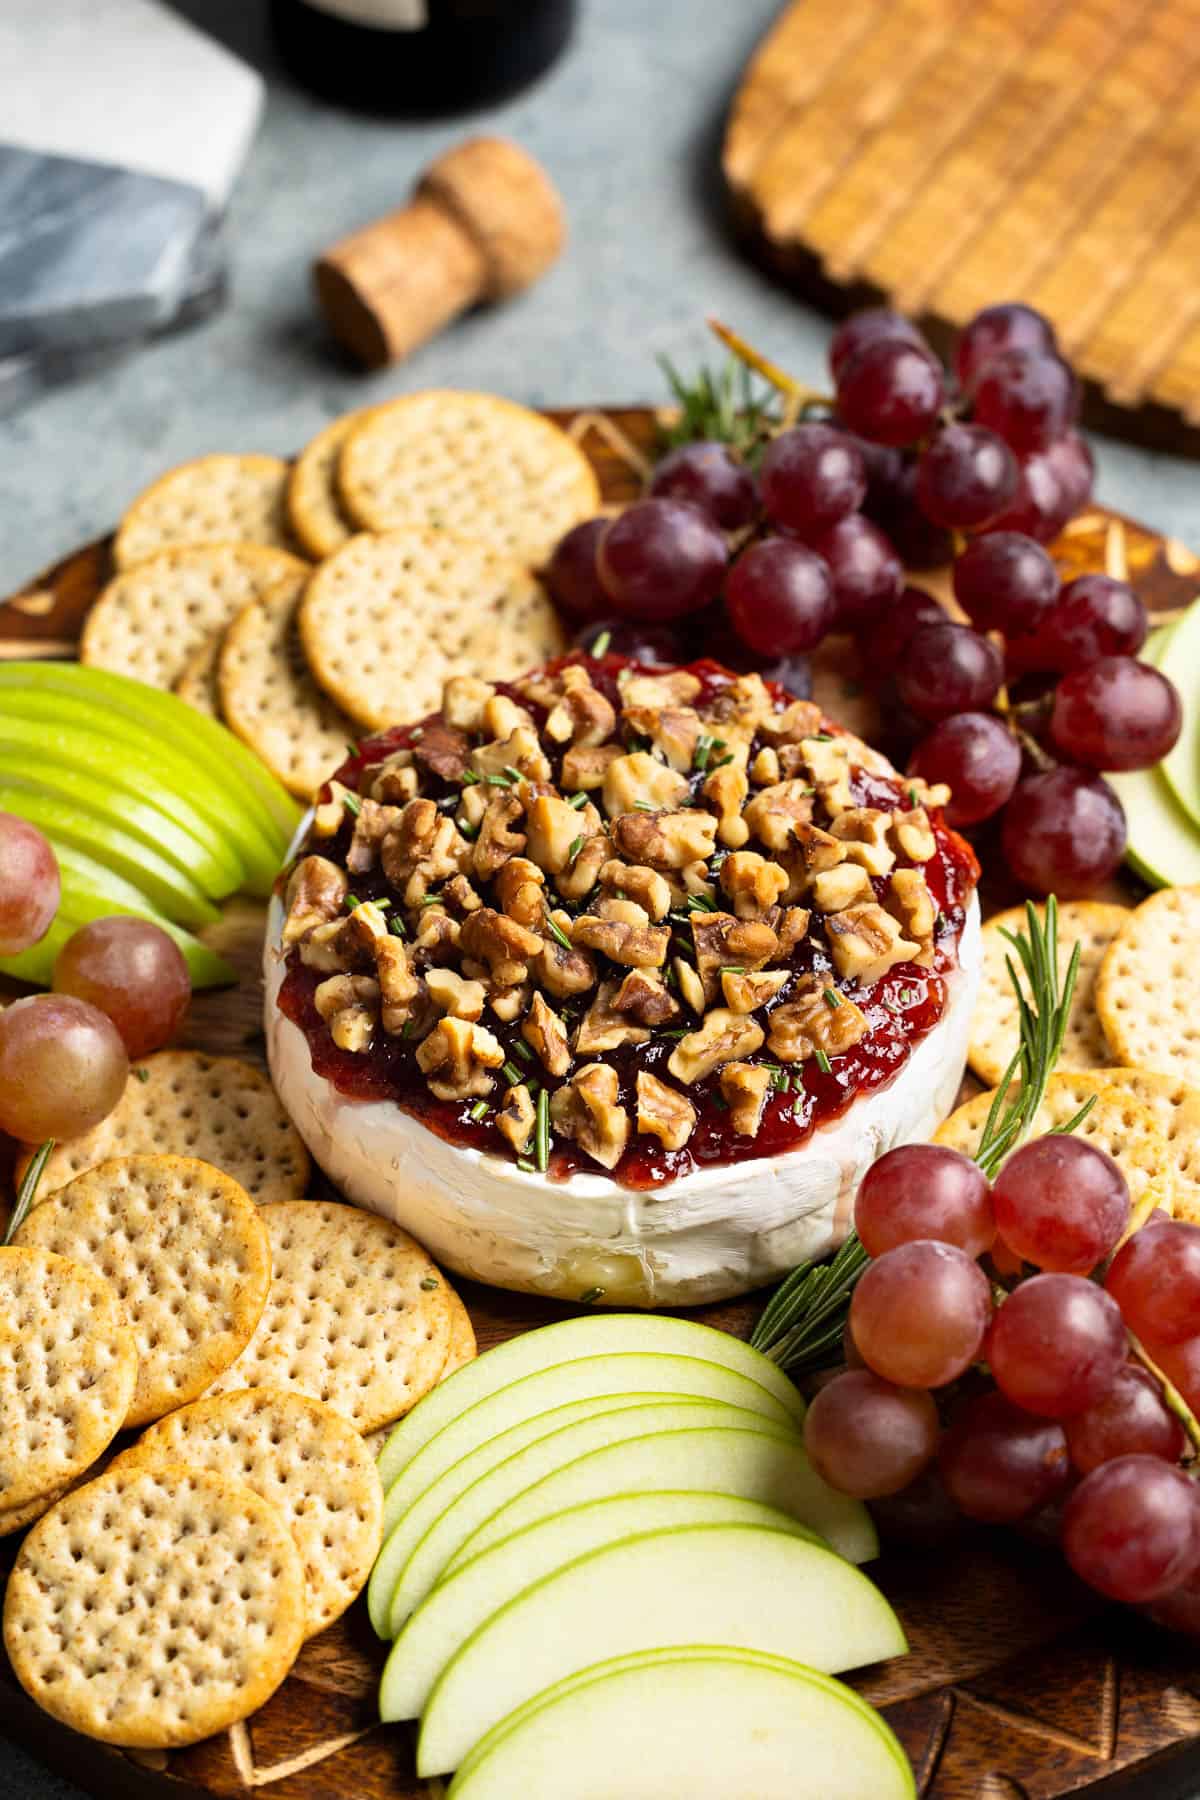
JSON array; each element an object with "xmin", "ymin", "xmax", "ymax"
[
  {"xmin": 657, "ymin": 352, "xmax": 782, "ymax": 466},
  {"xmin": 749, "ymin": 1234, "xmax": 869, "ymax": 1366},
  {"xmin": 4, "ymin": 1140, "xmax": 53, "ymax": 1245}
]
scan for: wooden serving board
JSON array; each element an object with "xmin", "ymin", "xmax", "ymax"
[
  {"xmin": 3, "ymin": 408, "xmax": 1200, "ymax": 1800},
  {"xmin": 723, "ymin": 0, "xmax": 1200, "ymax": 447}
]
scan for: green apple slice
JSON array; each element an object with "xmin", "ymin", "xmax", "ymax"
[
  {"xmin": 0, "ymin": 688, "xmax": 281, "ymax": 891},
  {"xmin": 444, "ymin": 1421, "xmax": 875, "ymax": 1580},
  {"xmin": 381, "ymin": 1491, "xmax": 825, "ymax": 1722},
  {"xmin": 381, "ymin": 1350, "xmax": 795, "ymax": 1544},
  {"xmin": 372, "ymin": 1393, "xmax": 758, "ymax": 1637},
  {"xmin": 376, "ymin": 1315, "xmax": 806, "ymax": 1491},
  {"xmin": 1108, "ymin": 760, "xmax": 1200, "ymax": 889},
  {"xmin": 0, "ymin": 914, "xmax": 75, "ymax": 985},
  {"xmin": 55, "ymin": 879, "xmax": 236, "ymax": 987},
  {"xmin": 1155, "ymin": 605, "xmax": 1200, "ymax": 828},
  {"xmin": 445, "ymin": 1647, "xmax": 915, "ymax": 1799},
  {"xmin": 417, "ymin": 1523, "xmax": 907, "ymax": 1776},
  {"xmin": 0, "ymin": 786, "xmax": 219, "ymax": 928}
]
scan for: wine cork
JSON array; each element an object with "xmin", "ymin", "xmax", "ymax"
[{"xmin": 314, "ymin": 136, "xmax": 565, "ymax": 368}]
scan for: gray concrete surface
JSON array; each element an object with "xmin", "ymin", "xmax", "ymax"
[{"xmin": 2, "ymin": 1, "xmax": 1199, "ymax": 1795}]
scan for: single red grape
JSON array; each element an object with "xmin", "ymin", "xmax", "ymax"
[
  {"xmin": 759, "ymin": 424, "xmax": 866, "ymax": 536},
  {"xmin": 1143, "ymin": 1567, "xmax": 1200, "ymax": 1637},
  {"xmin": 850, "ymin": 1239, "xmax": 992, "ymax": 1388},
  {"xmin": 1000, "ymin": 768, "xmax": 1126, "ymax": 897},
  {"xmin": 861, "ymin": 586, "xmax": 946, "ymax": 681},
  {"xmin": 598, "ymin": 499, "xmax": 727, "ymax": 621},
  {"xmin": 1065, "ymin": 1365, "xmax": 1187, "ymax": 1474},
  {"xmin": 53, "ymin": 916, "xmax": 191, "ymax": 1058},
  {"xmin": 806, "ymin": 513, "xmax": 903, "ymax": 631},
  {"xmin": 1049, "ymin": 656, "xmax": 1182, "ymax": 772},
  {"xmin": 915, "ymin": 423, "xmax": 1017, "ymax": 529},
  {"xmin": 829, "ymin": 309, "xmax": 928, "ymax": 382},
  {"xmin": 835, "ymin": 339, "xmax": 946, "ymax": 447},
  {"xmin": 863, "ymin": 455, "xmax": 955, "ymax": 569},
  {"xmin": 803, "ymin": 1369, "xmax": 939, "ymax": 1499},
  {"xmin": 0, "ymin": 993, "xmax": 128, "ymax": 1141},
  {"xmin": 724, "ymin": 537, "xmax": 835, "ymax": 656},
  {"xmin": 1106, "ymin": 1221, "xmax": 1200, "ymax": 1346},
  {"xmin": 1046, "ymin": 429, "xmax": 1095, "ymax": 518},
  {"xmin": 909, "ymin": 713, "xmax": 1021, "ymax": 827},
  {"xmin": 650, "ymin": 440, "xmax": 759, "ymax": 531},
  {"xmin": 575, "ymin": 615, "xmax": 685, "ymax": 665},
  {"xmin": 970, "ymin": 347, "xmax": 1078, "ymax": 453},
  {"xmin": 1147, "ymin": 1337, "xmax": 1200, "ymax": 1416},
  {"xmin": 987, "ymin": 1274, "xmax": 1128, "ymax": 1418},
  {"xmin": 992, "ymin": 1136, "xmax": 1130, "ymax": 1274},
  {"xmin": 1062, "ymin": 1455, "xmax": 1200, "ymax": 1603},
  {"xmin": 1015, "ymin": 573, "xmax": 1148, "ymax": 675},
  {"xmin": 544, "ymin": 518, "xmax": 609, "ymax": 623},
  {"xmin": 855, "ymin": 1143, "xmax": 995, "ymax": 1259},
  {"xmin": 952, "ymin": 531, "xmax": 1058, "ymax": 635},
  {"xmin": 939, "ymin": 1390, "xmax": 1071, "ymax": 1523},
  {"xmin": 0, "ymin": 811, "xmax": 60, "ymax": 955},
  {"xmin": 954, "ymin": 302, "xmax": 1058, "ymax": 391},
  {"xmin": 895, "ymin": 621, "xmax": 1004, "ymax": 722},
  {"xmin": 983, "ymin": 446, "xmax": 1072, "ymax": 543}
]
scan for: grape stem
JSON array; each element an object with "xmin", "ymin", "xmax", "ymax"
[
  {"xmin": 3, "ymin": 1138, "xmax": 53, "ymax": 1245},
  {"xmin": 705, "ymin": 317, "xmax": 830, "ymax": 428},
  {"xmin": 1129, "ymin": 1332, "xmax": 1200, "ymax": 1462}
]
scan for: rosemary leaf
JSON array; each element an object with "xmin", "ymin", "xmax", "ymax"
[{"xmin": 5, "ymin": 1140, "xmax": 53, "ymax": 1245}]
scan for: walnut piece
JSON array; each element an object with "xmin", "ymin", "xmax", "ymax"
[
  {"xmin": 443, "ymin": 872, "xmax": 484, "ymax": 915},
  {"xmin": 743, "ymin": 780, "xmax": 815, "ymax": 853},
  {"xmin": 441, "ymin": 675, "xmax": 495, "ymax": 732},
  {"xmin": 767, "ymin": 976, "xmax": 869, "ymax": 1063},
  {"xmin": 549, "ymin": 1063, "xmax": 630, "ymax": 1169},
  {"xmin": 459, "ymin": 907, "xmax": 544, "ymax": 986},
  {"xmin": 554, "ymin": 832, "xmax": 608, "ymax": 904},
  {"xmin": 749, "ymin": 746, "xmax": 780, "ymax": 786},
  {"xmin": 721, "ymin": 968, "xmax": 790, "ymax": 1013},
  {"xmin": 667, "ymin": 1007, "xmax": 764, "ymax": 1084},
  {"xmin": 719, "ymin": 1062, "xmax": 772, "ymax": 1137},
  {"xmin": 613, "ymin": 967, "xmax": 679, "ymax": 1026},
  {"xmin": 781, "ymin": 823, "xmax": 846, "ymax": 898},
  {"xmin": 375, "ymin": 935, "xmax": 420, "ymax": 1033},
  {"xmin": 599, "ymin": 858, "xmax": 671, "ymax": 922},
  {"xmin": 522, "ymin": 991, "xmax": 572, "ymax": 1076},
  {"xmin": 473, "ymin": 793, "xmax": 527, "ymax": 879},
  {"xmin": 313, "ymin": 974, "xmax": 379, "ymax": 1052},
  {"xmin": 777, "ymin": 906, "xmax": 811, "ymax": 955},
  {"xmin": 602, "ymin": 751, "xmax": 689, "ymax": 818},
  {"xmin": 381, "ymin": 798, "xmax": 469, "ymax": 905},
  {"xmin": 490, "ymin": 983, "xmax": 529, "ymax": 1024},
  {"xmin": 611, "ymin": 809, "xmax": 718, "ymax": 869},
  {"xmin": 311, "ymin": 780, "xmax": 354, "ymax": 837},
  {"xmin": 525, "ymin": 794, "xmax": 594, "ymax": 874},
  {"xmin": 416, "ymin": 1016, "xmax": 505, "ymax": 1100},
  {"xmin": 544, "ymin": 665, "xmax": 617, "ymax": 747},
  {"xmin": 561, "ymin": 743, "xmax": 623, "ymax": 791},
  {"xmin": 886, "ymin": 868, "xmax": 936, "ymax": 964},
  {"xmin": 537, "ymin": 918, "xmax": 597, "ymax": 999},
  {"xmin": 720, "ymin": 850, "xmax": 789, "ymax": 918},
  {"xmin": 691, "ymin": 912, "xmax": 779, "ymax": 1004},
  {"xmin": 471, "ymin": 723, "xmax": 551, "ymax": 783},
  {"xmin": 621, "ymin": 704, "xmax": 703, "ymax": 773},
  {"xmin": 759, "ymin": 699, "xmax": 824, "ymax": 743},
  {"xmin": 622, "ymin": 670, "xmax": 701, "ymax": 709},
  {"xmin": 636, "ymin": 1070, "xmax": 696, "ymax": 1150},
  {"xmin": 425, "ymin": 967, "xmax": 487, "ymax": 1021},
  {"xmin": 825, "ymin": 903, "xmax": 920, "ymax": 985},
  {"xmin": 496, "ymin": 1083, "xmax": 536, "ymax": 1155},
  {"xmin": 572, "ymin": 899, "xmax": 670, "ymax": 969},
  {"xmin": 414, "ymin": 906, "xmax": 460, "ymax": 961},
  {"xmin": 812, "ymin": 864, "xmax": 874, "ymax": 913},
  {"xmin": 831, "ymin": 808, "xmax": 896, "ymax": 877},
  {"xmin": 674, "ymin": 956, "xmax": 706, "ymax": 1014},
  {"xmin": 411, "ymin": 720, "xmax": 470, "ymax": 784},
  {"xmin": 892, "ymin": 805, "xmax": 937, "ymax": 863},
  {"xmin": 574, "ymin": 979, "xmax": 651, "ymax": 1054},
  {"xmin": 703, "ymin": 763, "xmax": 750, "ymax": 849},
  {"xmin": 282, "ymin": 856, "xmax": 349, "ymax": 947},
  {"xmin": 367, "ymin": 750, "xmax": 419, "ymax": 805},
  {"xmin": 801, "ymin": 735, "xmax": 853, "ymax": 814},
  {"xmin": 494, "ymin": 855, "xmax": 545, "ymax": 930}
]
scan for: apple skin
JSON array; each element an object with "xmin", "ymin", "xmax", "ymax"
[{"xmin": 1156, "ymin": 608, "xmax": 1200, "ymax": 831}]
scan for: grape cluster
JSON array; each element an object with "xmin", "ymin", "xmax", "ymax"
[
  {"xmin": 805, "ymin": 1138, "xmax": 1200, "ymax": 1624},
  {"xmin": 544, "ymin": 301, "xmax": 1183, "ymax": 898}
]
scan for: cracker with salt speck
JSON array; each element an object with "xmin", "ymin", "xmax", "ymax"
[
  {"xmin": 114, "ymin": 453, "xmax": 296, "ymax": 569},
  {"xmin": 205, "ymin": 1200, "xmax": 452, "ymax": 1433},
  {"xmin": 1091, "ymin": 1067, "xmax": 1200, "ymax": 1225},
  {"xmin": 4, "ymin": 1463, "xmax": 305, "ymax": 1747},
  {"xmin": 1096, "ymin": 886, "xmax": 1200, "ymax": 1089},
  {"xmin": 14, "ymin": 1157, "xmax": 272, "ymax": 1429},
  {"xmin": 287, "ymin": 411, "xmax": 376, "ymax": 560}
]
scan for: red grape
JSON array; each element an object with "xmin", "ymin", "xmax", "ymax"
[
  {"xmin": 991, "ymin": 1137, "xmax": 1130, "ymax": 1274},
  {"xmin": 1106, "ymin": 1221, "xmax": 1200, "ymax": 1346},
  {"xmin": 939, "ymin": 1390, "xmax": 1071, "ymax": 1523},
  {"xmin": 53, "ymin": 916, "xmax": 190, "ymax": 1058},
  {"xmin": 850, "ymin": 1239, "xmax": 992, "ymax": 1388},
  {"xmin": 835, "ymin": 339, "xmax": 945, "ymax": 447},
  {"xmin": 970, "ymin": 348, "xmax": 1078, "ymax": 454},
  {"xmin": 982, "ymin": 445, "xmax": 1073, "ymax": 543},
  {"xmin": 0, "ymin": 993, "xmax": 128, "ymax": 1141},
  {"xmin": 1062, "ymin": 1455, "xmax": 1200, "ymax": 1603},
  {"xmin": 1046, "ymin": 430, "xmax": 1095, "ymax": 518},
  {"xmin": 806, "ymin": 514, "xmax": 903, "ymax": 631},
  {"xmin": 869, "ymin": 1465, "xmax": 965, "ymax": 1546},
  {"xmin": 952, "ymin": 531, "xmax": 1058, "ymax": 636},
  {"xmin": 915, "ymin": 423, "xmax": 1017, "ymax": 530},
  {"xmin": 1011, "ymin": 574, "xmax": 1148, "ymax": 675},
  {"xmin": 650, "ymin": 440, "xmax": 758, "ymax": 531},
  {"xmin": 1000, "ymin": 768, "xmax": 1126, "ymax": 897},
  {"xmin": 861, "ymin": 586, "xmax": 945, "ymax": 680},
  {"xmin": 909, "ymin": 713, "xmax": 1021, "ymax": 827},
  {"xmin": 1144, "ymin": 1567, "xmax": 1200, "ymax": 1637},
  {"xmin": 1148, "ymin": 1337, "xmax": 1200, "ymax": 1414},
  {"xmin": 829, "ymin": 309, "xmax": 928, "ymax": 382},
  {"xmin": 855, "ymin": 1143, "xmax": 995, "ymax": 1259},
  {"xmin": 760, "ymin": 424, "xmax": 866, "ymax": 536},
  {"xmin": 575, "ymin": 615, "xmax": 685, "ymax": 665},
  {"xmin": 864, "ymin": 456, "xmax": 955, "ymax": 569},
  {"xmin": 724, "ymin": 537, "xmax": 835, "ymax": 656},
  {"xmin": 987, "ymin": 1274, "xmax": 1127, "ymax": 1418},
  {"xmin": 803, "ymin": 1369, "xmax": 939, "ymax": 1499},
  {"xmin": 0, "ymin": 811, "xmax": 60, "ymax": 955},
  {"xmin": 1065, "ymin": 1365, "xmax": 1187, "ymax": 1474},
  {"xmin": 1049, "ymin": 656, "xmax": 1182, "ymax": 772},
  {"xmin": 955, "ymin": 303, "xmax": 1058, "ymax": 391},
  {"xmin": 598, "ymin": 499, "xmax": 727, "ymax": 621},
  {"xmin": 896, "ymin": 621, "xmax": 1004, "ymax": 723},
  {"xmin": 544, "ymin": 518, "xmax": 609, "ymax": 623}
]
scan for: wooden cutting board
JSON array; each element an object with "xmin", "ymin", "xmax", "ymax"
[
  {"xmin": 723, "ymin": 0, "xmax": 1200, "ymax": 442},
  {"xmin": 2, "ymin": 406, "xmax": 1200, "ymax": 1800}
]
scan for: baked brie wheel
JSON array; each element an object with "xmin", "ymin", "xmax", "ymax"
[{"xmin": 265, "ymin": 656, "xmax": 982, "ymax": 1308}]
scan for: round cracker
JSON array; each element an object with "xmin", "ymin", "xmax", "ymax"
[
  {"xmin": 13, "ymin": 1157, "xmax": 272, "ymax": 1429},
  {"xmin": 440, "ymin": 1279, "xmax": 477, "ymax": 1382},
  {"xmin": 298, "ymin": 527, "xmax": 564, "ymax": 730},
  {"xmin": 0, "ymin": 1247, "xmax": 138, "ymax": 1511},
  {"xmin": 113, "ymin": 1389, "xmax": 382, "ymax": 1638},
  {"xmin": 205, "ymin": 1200, "xmax": 452, "ymax": 1433},
  {"xmin": 1088, "ymin": 1068, "xmax": 1200, "ymax": 1224},
  {"xmin": 4, "ymin": 1463, "xmax": 305, "ymax": 1747},
  {"xmin": 218, "ymin": 570, "xmax": 359, "ymax": 799},
  {"xmin": 337, "ymin": 390, "xmax": 600, "ymax": 566},
  {"xmin": 970, "ymin": 901, "xmax": 1131, "ymax": 1087},
  {"xmin": 174, "ymin": 627, "xmax": 226, "ymax": 717},
  {"xmin": 1096, "ymin": 886, "xmax": 1200, "ymax": 1088},
  {"xmin": 114, "ymin": 453, "xmax": 295, "ymax": 569},
  {"xmin": 935, "ymin": 1071, "xmax": 1166, "ymax": 1212},
  {"xmin": 81, "ymin": 544, "xmax": 309, "ymax": 691},
  {"xmin": 287, "ymin": 410, "xmax": 375, "ymax": 560},
  {"xmin": 16, "ymin": 1051, "xmax": 310, "ymax": 1206},
  {"xmin": 0, "ymin": 1485, "xmax": 69, "ymax": 1538}
]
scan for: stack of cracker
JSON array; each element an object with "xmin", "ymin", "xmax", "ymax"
[{"xmin": 80, "ymin": 391, "xmax": 600, "ymax": 802}]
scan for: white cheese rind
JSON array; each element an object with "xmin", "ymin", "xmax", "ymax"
[{"xmin": 264, "ymin": 889, "xmax": 980, "ymax": 1308}]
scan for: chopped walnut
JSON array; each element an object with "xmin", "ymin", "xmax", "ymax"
[
  {"xmin": 375, "ymin": 936, "xmax": 420, "ymax": 1034},
  {"xmin": 313, "ymin": 974, "xmax": 379, "ymax": 1052},
  {"xmin": 749, "ymin": 746, "xmax": 780, "ymax": 786},
  {"xmin": 443, "ymin": 873, "xmax": 484, "ymax": 915},
  {"xmin": 483, "ymin": 694, "xmax": 535, "ymax": 740},
  {"xmin": 831, "ymin": 808, "xmax": 896, "ymax": 876},
  {"xmin": 602, "ymin": 751, "xmax": 689, "ymax": 818},
  {"xmin": 381, "ymin": 798, "xmax": 470, "ymax": 905},
  {"xmin": 667, "ymin": 1007, "xmax": 765, "ymax": 1084},
  {"xmin": 496, "ymin": 1083, "xmax": 536, "ymax": 1155},
  {"xmin": 311, "ymin": 780, "xmax": 355, "ymax": 838},
  {"xmin": 759, "ymin": 699, "xmax": 824, "ymax": 743},
  {"xmin": 622, "ymin": 670, "xmax": 701, "ymax": 709},
  {"xmin": 473, "ymin": 793, "xmax": 527, "ymax": 879},
  {"xmin": 691, "ymin": 912, "xmax": 779, "ymax": 1004},
  {"xmin": 411, "ymin": 720, "xmax": 470, "ymax": 784},
  {"xmin": 801, "ymin": 735, "xmax": 854, "ymax": 814},
  {"xmin": 621, "ymin": 704, "xmax": 703, "ymax": 773},
  {"xmin": 599, "ymin": 858, "xmax": 671, "ymax": 921},
  {"xmin": 367, "ymin": 750, "xmax": 419, "ymax": 805},
  {"xmin": 346, "ymin": 798, "xmax": 404, "ymax": 874},
  {"xmin": 886, "ymin": 868, "xmax": 936, "ymax": 964},
  {"xmin": 442, "ymin": 675, "xmax": 495, "ymax": 732},
  {"xmin": 721, "ymin": 967, "xmax": 790, "ymax": 1013},
  {"xmin": 526, "ymin": 794, "xmax": 596, "ymax": 874},
  {"xmin": 575, "ymin": 979, "xmax": 651, "ymax": 1054},
  {"xmin": 471, "ymin": 724, "xmax": 552, "ymax": 784},
  {"xmin": 720, "ymin": 850, "xmax": 789, "ymax": 918},
  {"xmin": 681, "ymin": 859, "xmax": 716, "ymax": 902},
  {"xmin": 494, "ymin": 855, "xmax": 546, "ymax": 930},
  {"xmin": 416, "ymin": 1016, "xmax": 505, "ymax": 1101},
  {"xmin": 561, "ymin": 743, "xmax": 623, "ymax": 791},
  {"xmin": 572, "ymin": 898, "xmax": 670, "ymax": 969},
  {"xmin": 614, "ymin": 966, "xmax": 679, "ymax": 1026},
  {"xmin": 812, "ymin": 863, "xmax": 874, "ymax": 913},
  {"xmin": 777, "ymin": 907, "xmax": 811, "ymax": 955},
  {"xmin": 743, "ymin": 780, "xmax": 816, "ymax": 853},
  {"xmin": 892, "ymin": 805, "xmax": 937, "ymax": 863},
  {"xmin": 523, "ymin": 991, "xmax": 572, "ymax": 1076},
  {"xmin": 544, "ymin": 665, "xmax": 617, "ymax": 747},
  {"xmin": 282, "ymin": 855, "xmax": 348, "ymax": 947},
  {"xmin": 490, "ymin": 983, "xmax": 529, "ymax": 1024},
  {"xmin": 781, "ymin": 822, "xmax": 846, "ymax": 897},
  {"xmin": 611, "ymin": 809, "xmax": 718, "ymax": 869},
  {"xmin": 767, "ymin": 975, "xmax": 869, "ymax": 1063},
  {"xmin": 719, "ymin": 1062, "xmax": 772, "ymax": 1137},
  {"xmin": 703, "ymin": 763, "xmax": 750, "ymax": 849},
  {"xmin": 298, "ymin": 917, "xmax": 357, "ymax": 974},
  {"xmin": 702, "ymin": 674, "xmax": 772, "ymax": 742},
  {"xmin": 826, "ymin": 903, "xmax": 920, "ymax": 985},
  {"xmin": 537, "ymin": 917, "xmax": 597, "ymax": 999},
  {"xmin": 457, "ymin": 783, "xmax": 490, "ymax": 831},
  {"xmin": 636, "ymin": 1070, "xmax": 696, "ymax": 1150},
  {"xmin": 550, "ymin": 1063, "xmax": 630, "ymax": 1169},
  {"xmin": 906, "ymin": 777, "xmax": 951, "ymax": 812},
  {"xmin": 460, "ymin": 908, "xmax": 544, "ymax": 987},
  {"xmin": 554, "ymin": 833, "xmax": 608, "ymax": 904},
  {"xmin": 414, "ymin": 906, "xmax": 460, "ymax": 962},
  {"xmin": 425, "ymin": 967, "xmax": 487, "ymax": 1021}
]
